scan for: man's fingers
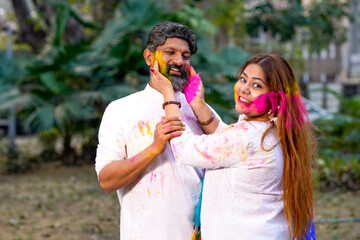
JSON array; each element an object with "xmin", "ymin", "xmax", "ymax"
[
  {"xmin": 158, "ymin": 124, "xmax": 185, "ymax": 136},
  {"xmin": 166, "ymin": 125, "xmax": 185, "ymax": 133},
  {"xmin": 159, "ymin": 116, "xmax": 183, "ymax": 124},
  {"xmin": 163, "ymin": 130, "xmax": 183, "ymax": 141}
]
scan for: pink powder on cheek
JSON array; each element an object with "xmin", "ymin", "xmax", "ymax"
[
  {"xmin": 251, "ymin": 94, "xmax": 269, "ymax": 113},
  {"xmin": 183, "ymin": 71, "xmax": 201, "ymax": 104}
]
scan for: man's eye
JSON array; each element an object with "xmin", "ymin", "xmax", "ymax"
[
  {"xmin": 183, "ymin": 55, "xmax": 190, "ymax": 60},
  {"xmin": 165, "ymin": 51, "xmax": 174, "ymax": 55}
]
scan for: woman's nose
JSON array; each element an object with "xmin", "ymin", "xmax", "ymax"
[{"xmin": 240, "ymin": 83, "xmax": 250, "ymax": 94}]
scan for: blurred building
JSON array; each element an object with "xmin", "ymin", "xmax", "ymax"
[
  {"xmin": 248, "ymin": 0, "xmax": 359, "ymax": 113},
  {"xmin": 343, "ymin": 1, "xmax": 360, "ymax": 96},
  {"xmin": 304, "ymin": 0, "xmax": 359, "ymax": 113}
]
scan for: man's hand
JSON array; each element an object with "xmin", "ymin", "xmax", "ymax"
[{"xmin": 150, "ymin": 116, "xmax": 185, "ymax": 155}]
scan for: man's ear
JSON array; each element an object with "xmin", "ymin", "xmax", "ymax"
[{"xmin": 143, "ymin": 48, "xmax": 153, "ymax": 66}]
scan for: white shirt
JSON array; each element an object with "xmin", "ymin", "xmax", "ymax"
[
  {"xmin": 171, "ymin": 116, "xmax": 290, "ymax": 240},
  {"xmin": 95, "ymin": 84, "xmax": 206, "ymax": 240}
]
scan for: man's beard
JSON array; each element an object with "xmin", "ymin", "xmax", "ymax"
[{"xmin": 165, "ymin": 64, "xmax": 188, "ymax": 92}]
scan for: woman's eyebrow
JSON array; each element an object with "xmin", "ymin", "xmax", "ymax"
[{"xmin": 242, "ymin": 72, "xmax": 265, "ymax": 84}]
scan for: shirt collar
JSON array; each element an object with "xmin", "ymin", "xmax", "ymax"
[{"xmin": 145, "ymin": 84, "xmax": 182, "ymax": 101}]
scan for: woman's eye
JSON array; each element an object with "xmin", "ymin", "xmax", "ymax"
[
  {"xmin": 253, "ymin": 83, "xmax": 262, "ymax": 89},
  {"xmin": 240, "ymin": 77, "xmax": 246, "ymax": 83}
]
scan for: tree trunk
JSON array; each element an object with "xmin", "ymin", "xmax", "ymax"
[
  {"xmin": 90, "ymin": 0, "xmax": 120, "ymax": 27},
  {"xmin": 60, "ymin": 128, "xmax": 77, "ymax": 165},
  {"xmin": 169, "ymin": 0, "xmax": 184, "ymax": 10},
  {"xmin": 11, "ymin": 0, "xmax": 86, "ymax": 53},
  {"xmin": 11, "ymin": 0, "xmax": 46, "ymax": 53}
]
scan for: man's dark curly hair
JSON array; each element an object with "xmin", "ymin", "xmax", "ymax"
[{"xmin": 147, "ymin": 22, "xmax": 197, "ymax": 55}]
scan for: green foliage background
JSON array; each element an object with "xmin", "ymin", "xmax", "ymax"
[{"xmin": 0, "ymin": 0, "xmax": 358, "ymax": 190}]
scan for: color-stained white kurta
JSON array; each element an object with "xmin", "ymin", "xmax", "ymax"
[
  {"xmin": 171, "ymin": 116, "xmax": 290, "ymax": 240},
  {"xmin": 95, "ymin": 84, "xmax": 207, "ymax": 240}
]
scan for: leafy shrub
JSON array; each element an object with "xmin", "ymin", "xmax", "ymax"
[
  {"xmin": 0, "ymin": 144, "xmax": 41, "ymax": 174},
  {"xmin": 313, "ymin": 94, "xmax": 360, "ymax": 191}
]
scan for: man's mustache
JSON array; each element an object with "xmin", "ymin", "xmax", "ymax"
[{"xmin": 166, "ymin": 64, "xmax": 188, "ymax": 78}]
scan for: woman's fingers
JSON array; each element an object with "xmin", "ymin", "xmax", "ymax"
[
  {"xmin": 153, "ymin": 60, "xmax": 159, "ymax": 72},
  {"xmin": 150, "ymin": 68, "xmax": 164, "ymax": 79},
  {"xmin": 189, "ymin": 66, "xmax": 196, "ymax": 77}
]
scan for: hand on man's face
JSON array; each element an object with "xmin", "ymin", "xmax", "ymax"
[
  {"xmin": 152, "ymin": 38, "xmax": 192, "ymax": 91},
  {"xmin": 151, "ymin": 52, "xmax": 189, "ymax": 92}
]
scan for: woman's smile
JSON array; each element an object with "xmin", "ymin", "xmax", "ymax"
[{"xmin": 238, "ymin": 96, "xmax": 252, "ymax": 104}]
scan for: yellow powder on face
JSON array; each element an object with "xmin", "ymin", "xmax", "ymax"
[
  {"xmin": 151, "ymin": 51, "xmax": 167, "ymax": 76},
  {"xmin": 234, "ymin": 82, "xmax": 238, "ymax": 102},
  {"xmin": 151, "ymin": 51, "xmax": 172, "ymax": 85}
]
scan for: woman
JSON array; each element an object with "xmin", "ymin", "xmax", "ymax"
[{"xmin": 151, "ymin": 54, "xmax": 316, "ymax": 240}]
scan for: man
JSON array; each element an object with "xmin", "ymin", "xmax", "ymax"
[{"xmin": 95, "ymin": 22, "xmax": 211, "ymax": 240}]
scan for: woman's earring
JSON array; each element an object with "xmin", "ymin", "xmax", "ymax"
[
  {"xmin": 270, "ymin": 117, "xmax": 277, "ymax": 124},
  {"xmin": 269, "ymin": 106, "xmax": 279, "ymax": 124}
]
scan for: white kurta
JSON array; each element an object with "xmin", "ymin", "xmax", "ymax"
[
  {"xmin": 95, "ymin": 84, "xmax": 207, "ymax": 240},
  {"xmin": 171, "ymin": 117, "xmax": 290, "ymax": 240}
]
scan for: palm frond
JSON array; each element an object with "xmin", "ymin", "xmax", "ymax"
[{"xmin": 24, "ymin": 105, "xmax": 55, "ymax": 132}]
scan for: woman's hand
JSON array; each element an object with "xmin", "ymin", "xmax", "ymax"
[
  {"xmin": 150, "ymin": 60, "xmax": 174, "ymax": 95},
  {"xmin": 184, "ymin": 66, "xmax": 206, "ymax": 111}
]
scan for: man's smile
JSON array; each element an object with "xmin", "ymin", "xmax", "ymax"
[{"xmin": 169, "ymin": 67, "xmax": 182, "ymax": 76}]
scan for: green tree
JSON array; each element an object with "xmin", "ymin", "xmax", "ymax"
[{"xmin": 303, "ymin": 0, "xmax": 351, "ymax": 53}]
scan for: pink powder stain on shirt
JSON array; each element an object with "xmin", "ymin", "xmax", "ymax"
[
  {"xmin": 129, "ymin": 156, "xmax": 135, "ymax": 164},
  {"xmin": 183, "ymin": 66, "xmax": 201, "ymax": 104},
  {"xmin": 171, "ymin": 143, "xmax": 178, "ymax": 159},
  {"xmin": 247, "ymin": 162, "xmax": 255, "ymax": 167},
  {"xmin": 184, "ymin": 114, "xmax": 193, "ymax": 121},
  {"xmin": 194, "ymin": 145, "xmax": 213, "ymax": 162},
  {"xmin": 160, "ymin": 172, "xmax": 165, "ymax": 190},
  {"xmin": 150, "ymin": 172, "xmax": 157, "ymax": 182}
]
